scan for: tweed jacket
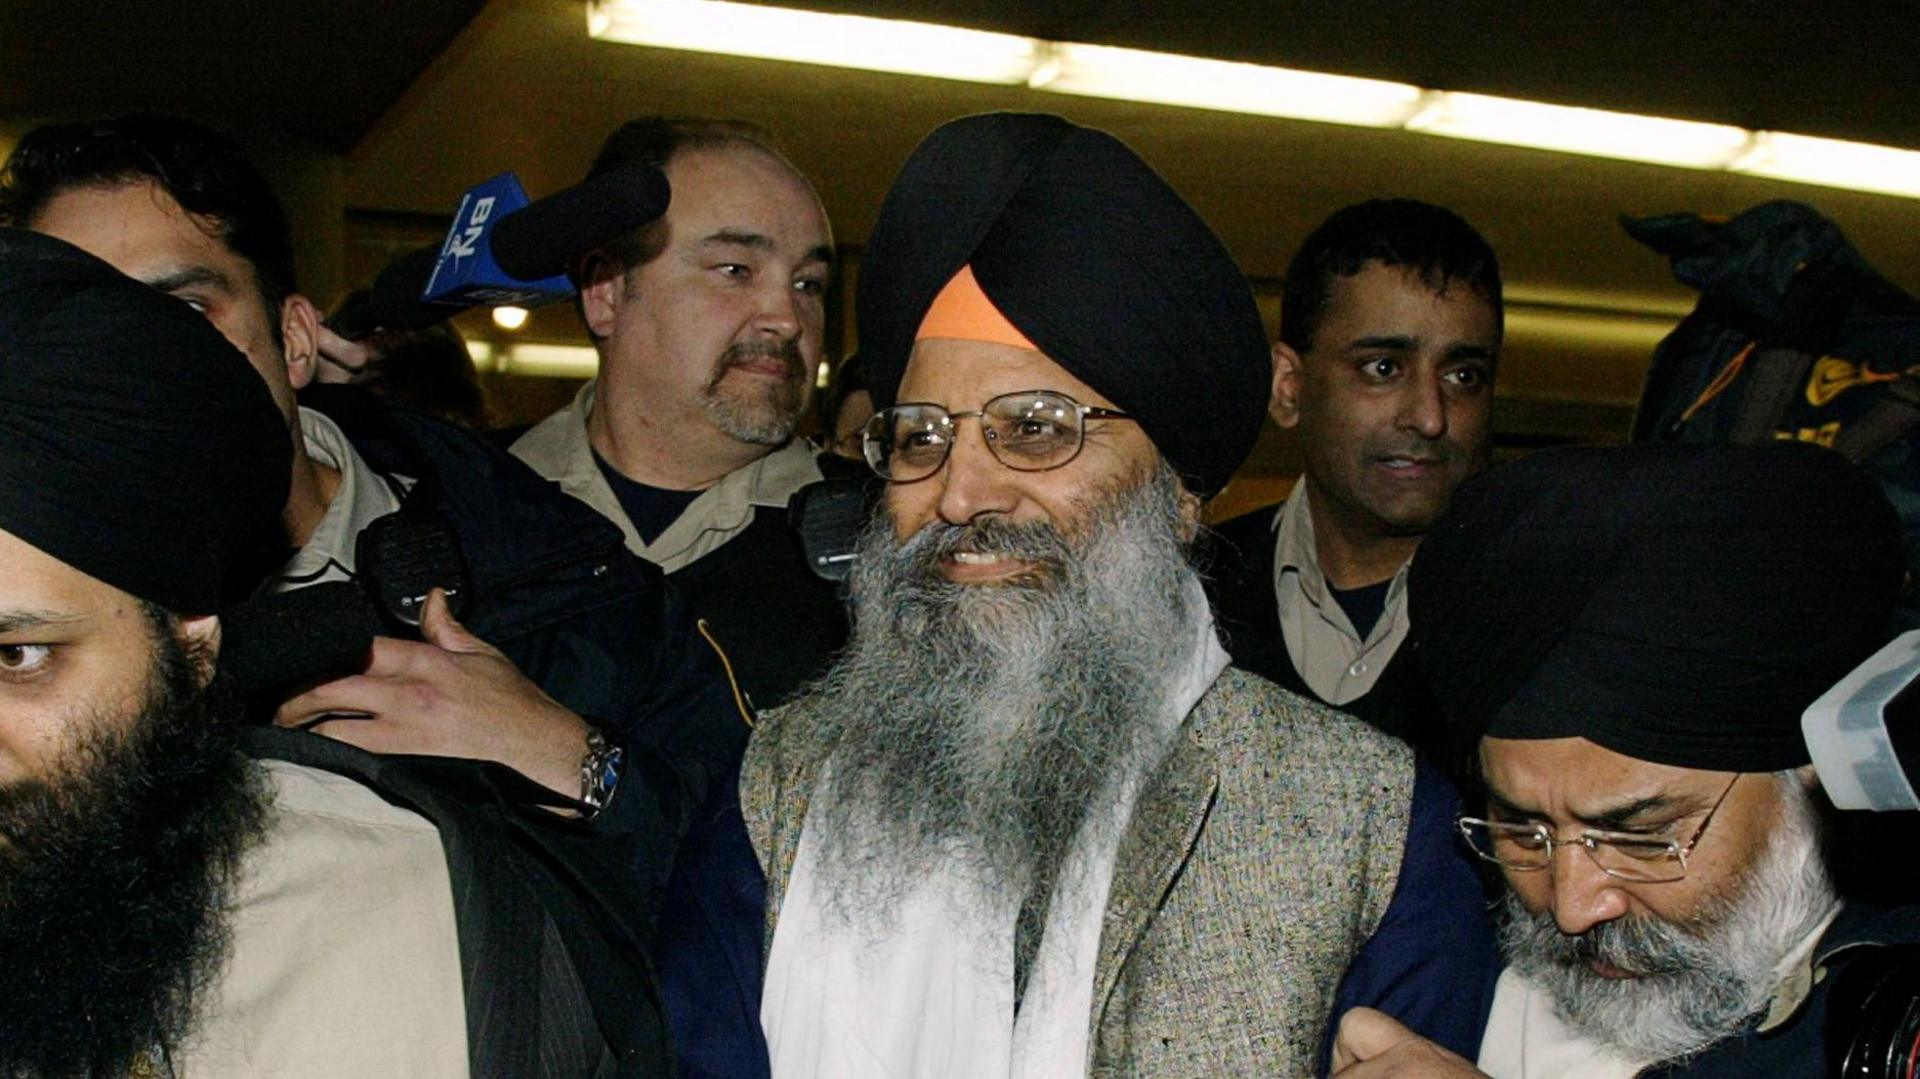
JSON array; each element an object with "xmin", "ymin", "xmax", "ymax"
[{"xmin": 741, "ymin": 667, "xmax": 1417, "ymax": 1077}]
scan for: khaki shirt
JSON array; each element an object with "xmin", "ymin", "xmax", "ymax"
[
  {"xmin": 509, "ymin": 380, "xmax": 821, "ymax": 574},
  {"xmin": 1271, "ymin": 489, "xmax": 1414, "ymax": 705},
  {"xmin": 266, "ymin": 408, "xmax": 405, "ymax": 593},
  {"xmin": 174, "ymin": 760, "xmax": 467, "ymax": 1076}
]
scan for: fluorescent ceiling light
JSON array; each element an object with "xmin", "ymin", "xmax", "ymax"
[
  {"xmin": 1031, "ymin": 43, "xmax": 1427, "ymax": 128},
  {"xmin": 465, "ymin": 341, "xmax": 599, "ymax": 377},
  {"xmin": 586, "ymin": 2, "xmax": 1920, "ymax": 201},
  {"xmin": 587, "ymin": 0, "xmax": 1043, "ymax": 84},
  {"xmin": 1730, "ymin": 132, "xmax": 1920, "ymax": 199},
  {"xmin": 1405, "ymin": 92, "xmax": 1754, "ymax": 169},
  {"xmin": 503, "ymin": 344, "xmax": 602, "ymax": 379}
]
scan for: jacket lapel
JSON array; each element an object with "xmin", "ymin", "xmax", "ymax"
[
  {"xmin": 1090, "ymin": 728, "xmax": 1219, "ymax": 1031},
  {"xmin": 742, "ymin": 703, "xmax": 834, "ymax": 954}
]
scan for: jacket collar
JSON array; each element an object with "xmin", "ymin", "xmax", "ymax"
[
  {"xmin": 1091, "ymin": 728, "xmax": 1219, "ymax": 1032},
  {"xmin": 510, "ymin": 379, "xmax": 822, "ymax": 572}
]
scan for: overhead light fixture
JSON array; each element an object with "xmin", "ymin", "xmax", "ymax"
[
  {"xmin": 492, "ymin": 305, "xmax": 530, "ymax": 331},
  {"xmin": 1404, "ymin": 92, "xmax": 1755, "ymax": 169},
  {"xmin": 586, "ymin": 0, "xmax": 1043, "ymax": 84},
  {"xmin": 1730, "ymin": 132, "xmax": 1920, "ymax": 199},
  {"xmin": 501, "ymin": 344, "xmax": 602, "ymax": 378},
  {"xmin": 1030, "ymin": 43, "xmax": 1428, "ymax": 128},
  {"xmin": 464, "ymin": 341, "xmax": 599, "ymax": 377},
  {"xmin": 586, "ymin": 1, "xmax": 1920, "ymax": 201}
]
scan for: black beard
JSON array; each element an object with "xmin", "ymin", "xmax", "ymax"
[{"xmin": 0, "ymin": 621, "xmax": 268, "ymax": 1077}]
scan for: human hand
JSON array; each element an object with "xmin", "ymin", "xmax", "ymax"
[
  {"xmin": 313, "ymin": 323, "xmax": 374, "ymax": 384},
  {"xmin": 273, "ymin": 589, "xmax": 589, "ymax": 799},
  {"xmin": 1331, "ymin": 1007, "xmax": 1489, "ymax": 1077}
]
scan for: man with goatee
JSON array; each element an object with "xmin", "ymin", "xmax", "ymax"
[
  {"xmin": 743, "ymin": 113, "xmax": 1497, "ymax": 1078},
  {"xmin": 0, "ymin": 228, "xmax": 660, "ymax": 1076},
  {"xmin": 1334, "ymin": 443, "xmax": 1920, "ymax": 1077}
]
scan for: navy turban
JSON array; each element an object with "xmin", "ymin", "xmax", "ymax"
[
  {"xmin": 1410, "ymin": 442, "xmax": 1903, "ymax": 772},
  {"xmin": 857, "ymin": 113, "xmax": 1270, "ymax": 499},
  {"xmin": 0, "ymin": 228, "xmax": 291, "ymax": 613}
]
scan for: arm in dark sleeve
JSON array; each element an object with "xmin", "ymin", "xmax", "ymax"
[{"xmin": 1320, "ymin": 756, "xmax": 1502, "ymax": 1074}]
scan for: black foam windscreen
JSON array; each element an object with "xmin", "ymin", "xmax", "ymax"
[
  {"xmin": 491, "ymin": 163, "xmax": 672, "ymax": 281},
  {"xmin": 220, "ymin": 581, "xmax": 383, "ymax": 696},
  {"xmin": 789, "ymin": 476, "xmax": 874, "ymax": 583}
]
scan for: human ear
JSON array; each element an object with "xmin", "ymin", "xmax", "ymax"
[
  {"xmin": 279, "ymin": 293, "xmax": 323, "ymax": 391},
  {"xmin": 1269, "ymin": 342, "xmax": 1303, "ymax": 429},
  {"xmin": 577, "ymin": 254, "xmax": 628, "ymax": 340},
  {"xmin": 177, "ymin": 614, "xmax": 223, "ymax": 688}
]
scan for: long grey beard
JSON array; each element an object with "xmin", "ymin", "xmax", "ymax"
[
  {"xmin": 1500, "ymin": 775, "xmax": 1837, "ymax": 1065},
  {"xmin": 800, "ymin": 464, "xmax": 1200, "ymax": 937}
]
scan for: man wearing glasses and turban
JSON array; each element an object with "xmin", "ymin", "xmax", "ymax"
[
  {"xmin": 1333, "ymin": 443, "xmax": 1920, "ymax": 1078},
  {"xmin": 741, "ymin": 113, "xmax": 1498, "ymax": 1078}
]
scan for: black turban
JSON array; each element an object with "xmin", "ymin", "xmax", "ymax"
[
  {"xmin": 857, "ymin": 113, "xmax": 1270, "ymax": 499},
  {"xmin": 0, "ymin": 228, "xmax": 291, "ymax": 613},
  {"xmin": 1410, "ymin": 442, "xmax": 1903, "ymax": 772}
]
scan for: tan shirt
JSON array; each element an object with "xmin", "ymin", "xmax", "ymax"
[
  {"xmin": 1272, "ymin": 489, "xmax": 1414, "ymax": 705},
  {"xmin": 266, "ymin": 408, "xmax": 405, "ymax": 593},
  {"xmin": 174, "ymin": 760, "xmax": 467, "ymax": 1077},
  {"xmin": 509, "ymin": 380, "xmax": 821, "ymax": 573}
]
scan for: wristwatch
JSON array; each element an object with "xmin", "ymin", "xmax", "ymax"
[{"xmin": 578, "ymin": 726, "xmax": 624, "ymax": 821}]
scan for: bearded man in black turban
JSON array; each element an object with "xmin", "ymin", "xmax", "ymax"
[
  {"xmin": 0, "ymin": 228, "xmax": 525, "ymax": 1075},
  {"xmin": 1333, "ymin": 442, "xmax": 1920, "ymax": 1079},
  {"xmin": 742, "ymin": 113, "xmax": 1498, "ymax": 1078}
]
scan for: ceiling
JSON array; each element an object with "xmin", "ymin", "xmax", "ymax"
[
  {"xmin": 354, "ymin": 0, "xmax": 1920, "ymax": 311},
  {"xmin": 11, "ymin": 2, "xmax": 1916, "ymax": 154},
  {"xmin": 0, "ymin": 1, "xmax": 484, "ymax": 152},
  {"xmin": 7, "ymin": 0, "xmax": 1920, "ymax": 440},
  {"xmin": 804, "ymin": 1, "xmax": 1920, "ymax": 152}
]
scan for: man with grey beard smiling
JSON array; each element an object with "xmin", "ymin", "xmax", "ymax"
[
  {"xmin": 744, "ymin": 113, "xmax": 1498, "ymax": 1078},
  {"xmin": 805, "ymin": 463, "xmax": 1199, "ymax": 935},
  {"xmin": 1333, "ymin": 442, "xmax": 1920, "ymax": 1078}
]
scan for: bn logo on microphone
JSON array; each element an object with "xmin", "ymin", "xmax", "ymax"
[{"xmin": 422, "ymin": 173, "xmax": 572, "ymax": 309}]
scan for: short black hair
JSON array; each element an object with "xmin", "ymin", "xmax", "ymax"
[
  {"xmin": 0, "ymin": 114, "xmax": 297, "ymax": 319},
  {"xmin": 1279, "ymin": 199, "xmax": 1501, "ymax": 353},
  {"xmin": 585, "ymin": 116, "xmax": 785, "ymax": 269}
]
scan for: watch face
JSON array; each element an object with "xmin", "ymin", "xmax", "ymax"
[{"xmin": 579, "ymin": 734, "xmax": 622, "ymax": 818}]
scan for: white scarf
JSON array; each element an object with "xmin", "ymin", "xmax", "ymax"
[{"xmin": 763, "ymin": 576, "xmax": 1229, "ymax": 1079}]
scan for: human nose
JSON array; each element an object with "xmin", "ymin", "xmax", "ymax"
[
  {"xmin": 1395, "ymin": 369, "xmax": 1448, "ymax": 439},
  {"xmin": 1546, "ymin": 841, "xmax": 1632, "ymax": 936},
  {"xmin": 752, "ymin": 280, "xmax": 802, "ymax": 342},
  {"xmin": 933, "ymin": 416, "xmax": 1020, "ymax": 526}
]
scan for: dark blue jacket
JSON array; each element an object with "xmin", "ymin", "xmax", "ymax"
[
  {"xmin": 305, "ymin": 388, "xmax": 754, "ymax": 1068},
  {"xmin": 1323, "ymin": 757, "xmax": 1503, "ymax": 1072}
]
